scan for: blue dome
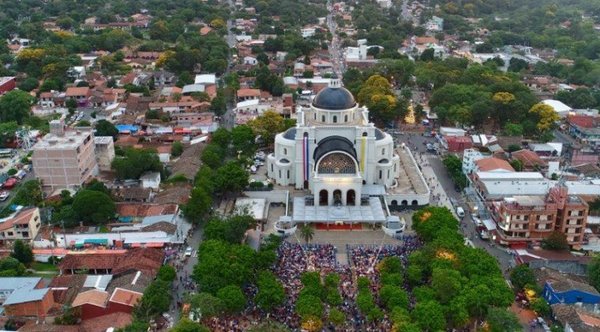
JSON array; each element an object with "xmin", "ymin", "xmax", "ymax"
[{"xmin": 312, "ymin": 87, "xmax": 356, "ymax": 110}]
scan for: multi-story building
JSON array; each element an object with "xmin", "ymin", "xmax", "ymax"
[
  {"xmin": 32, "ymin": 120, "xmax": 98, "ymax": 190},
  {"xmin": 489, "ymin": 186, "xmax": 588, "ymax": 247},
  {"xmin": 94, "ymin": 136, "xmax": 115, "ymax": 172},
  {"xmin": 0, "ymin": 207, "xmax": 42, "ymax": 245},
  {"xmin": 550, "ymin": 187, "xmax": 588, "ymax": 245}
]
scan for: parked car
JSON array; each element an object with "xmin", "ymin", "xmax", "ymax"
[
  {"xmin": 0, "ymin": 191, "xmax": 9, "ymax": 201},
  {"xmin": 185, "ymin": 246, "xmax": 193, "ymax": 257}
]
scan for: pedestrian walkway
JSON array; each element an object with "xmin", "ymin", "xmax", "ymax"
[{"xmin": 413, "ymin": 151, "xmax": 456, "ymax": 214}]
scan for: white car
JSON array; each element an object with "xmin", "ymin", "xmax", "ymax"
[
  {"xmin": 185, "ymin": 246, "xmax": 193, "ymax": 257},
  {"xmin": 0, "ymin": 191, "xmax": 9, "ymax": 201}
]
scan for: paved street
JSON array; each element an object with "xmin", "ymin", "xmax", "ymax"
[
  {"xmin": 392, "ymin": 131, "xmax": 516, "ymax": 275},
  {"xmin": 167, "ymin": 223, "xmax": 204, "ymax": 325}
]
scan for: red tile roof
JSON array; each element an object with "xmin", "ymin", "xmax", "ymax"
[
  {"xmin": 568, "ymin": 114, "xmax": 598, "ymax": 128},
  {"xmin": 59, "ymin": 248, "xmax": 164, "ymax": 276},
  {"xmin": 0, "ymin": 207, "xmax": 37, "ymax": 232},
  {"xmin": 512, "ymin": 149, "xmax": 547, "ymax": 167},
  {"xmin": 65, "ymin": 87, "xmax": 90, "ymax": 97},
  {"xmin": 109, "ymin": 288, "xmax": 143, "ymax": 307},
  {"xmin": 80, "ymin": 312, "xmax": 133, "ymax": 331},
  {"xmin": 237, "ymin": 88, "xmax": 261, "ymax": 98},
  {"xmin": 115, "ymin": 203, "xmax": 178, "ymax": 218},
  {"xmin": 475, "ymin": 157, "xmax": 515, "ymax": 172}
]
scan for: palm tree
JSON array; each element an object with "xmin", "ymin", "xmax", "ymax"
[{"xmin": 299, "ymin": 224, "xmax": 314, "ymax": 244}]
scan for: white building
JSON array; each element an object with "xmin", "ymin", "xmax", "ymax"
[
  {"xmin": 140, "ymin": 172, "xmax": 161, "ymax": 190},
  {"xmin": 267, "ymin": 81, "xmax": 429, "ymax": 229},
  {"xmin": 542, "ymin": 99, "xmax": 573, "ymax": 118}
]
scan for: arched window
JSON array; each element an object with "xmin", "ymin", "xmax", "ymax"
[
  {"xmin": 287, "ymin": 170, "xmax": 290, "ymax": 179},
  {"xmin": 382, "ymin": 148, "xmax": 385, "ymax": 155},
  {"xmin": 314, "ymin": 113, "xmax": 316, "ymax": 120},
  {"xmin": 379, "ymin": 170, "xmax": 382, "ymax": 179},
  {"xmin": 319, "ymin": 190, "xmax": 328, "ymax": 206},
  {"xmin": 333, "ymin": 115, "xmax": 337, "ymax": 123},
  {"xmin": 283, "ymin": 148, "xmax": 287, "ymax": 155},
  {"xmin": 321, "ymin": 115, "xmax": 326, "ymax": 122},
  {"xmin": 344, "ymin": 114, "xmax": 348, "ymax": 122},
  {"xmin": 317, "ymin": 153, "xmax": 356, "ymax": 174},
  {"xmin": 347, "ymin": 190, "xmax": 356, "ymax": 206}
]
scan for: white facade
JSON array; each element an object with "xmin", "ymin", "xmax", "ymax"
[{"xmin": 267, "ymin": 84, "xmax": 400, "ymax": 207}]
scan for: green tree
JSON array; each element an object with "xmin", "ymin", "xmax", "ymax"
[
  {"xmin": 12, "ymin": 180, "xmax": 43, "ymax": 206},
  {"xmin": 171, "ymin": 141, "xmax": 184, "ymax": 157},
  {"xmin": 420, "ymin": 48, "xmax": 435, "ymax": 62},
  {"xmin": 72, "ymin": 190, "xmax": 115, "ymax": 224},
  {"xmin": 379, "ymin": 285, "xmax": 409, "ymax": 310},
  {"xmin": 231, "ymin": 125, "xmax": 256, "ymax": 155},
  {"xmin": 504, "ymin": 123, "xmax": 524, "ymax": 136},
  {"xmin": 510, "ymin": 264, "xmax": 537, "ymax": 291},
  {"xmin": 182, "ymin": 187, "xmax": 212, "ymax": 224},
  {"xmin": 76, "ymin": 120, "xmax": 91, "ymax": 127},
  {"xmin": 357, "ymin": 75, "xmax": 399, "ymax": 124},
  {"xmin": 412, "ymin": 206, "xmax": 459, "ymax": 242},
  {"xmin": 157, "ymin": 265, "xmax": 176, "ymax": 282},
  {"xmin": 486, "ymin": 307, "xmax": 521, "ymax": 332},
  {"xmin": 204, "ymin": 215, "xmax": 253, "ymax": 244},
  {"xmin": 431, "ymin": 268, "xmax": 464, "ymax": 304},
  {"xmin": 0, "ymin": 90, "xmax": 33, "ymax": 124},
  {"xmin": 200, "ymin": 144, "xmax": 225, "ymax": 169},
  {"xmin": 0, "ymin": 257, "xmax": 26, "ymax": 276},
  {"xmin": 171, "ymin": 319, "xmax": 210, "ymax": 332},
  {"xmin": 412, "ymin": 300, "xmax": 446, "ymax": 332},
  {"xmin": 111, "ymin": 148, "xmax": 163, "ymax": 180},
  {"xmin": 255, "ymin": 271, "xmax": 286, "ymax": 311},
  {"xmin": 18, "ymin": 77, "xmax": 39, "ymax": 92},
  {"xmin": 328, "ymin": 308, "xmax": 345, "ymax": 326},
  {"xmin": 213, "ymin": 161, "xmax": 249, "ymax": 196},
  {"xmin": 530, "ymin": 297, "xmax": 551, "ymax": 317},
  {"xmin": 299, "ymin": 224, "xmax": 314, "ymax": 243},
  {"xmin": 589, "ymin": 255, "xmax": 600, "ymax": 292},
  {"xmin": 134, "ymin": 279, "xmax": 171, "ymax": 321},
  {"xmin": 541, "ymin": 231, "xmax": 570, "ymax": 251},
  {"xmin": 193, "ymin": 240, "xmax": 256, "ymax": 294},
  {"xmin": 217, "ymin": 285, "xmax": 247, "ymax": 314},
  {"xmin": 66, "ymin": 98, "xmax": 77, "ymax": 115},
  {"xmin": 94, "ymin": 120, "xmax": 119, "ymax": 140},
  {"xmin": 0, "ymin": 121, "xmax": 18, "ymax": 148},
  {"xmin": 11, "ymin": 240, "xmax": 33, "ymax": 265},
  {"xmin": 247, "ymin": 110, "xmax": 285, "ymax": 146},
  {"xmin": 190, "ymin": 292, "xmax": 224, "ymax": 318},
  {"xmin": 295, "ymin": 294, "xmax": 323, "ymax": 320},
  {"xmin": 529, "ymin": 103, "xmax": 560, "ymax": 133}
]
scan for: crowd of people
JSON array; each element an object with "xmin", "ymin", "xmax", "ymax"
[{"xmin": 202, "ymin": 236, "xmax": 423, "ymax": 331}]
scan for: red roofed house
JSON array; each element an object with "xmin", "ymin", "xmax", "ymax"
[
  {"xmin": 65, "ymin": 86, "xmax": 91, "ymax": 107},
  {"xmin": 475, "ymin": 157, "xmax": 515, "ymax": 173},
  {"xmin": 71, "ymin": 288, "xmax": 143, "ymax": 320},
  {"xmin": 446, "ymin": 136, "xmax": 473, "ymax": 152},
  {"xmin": 237, "ymin": 88, "xmax": 261, "ymax": 102},
  {"xmin": 511, "ymin": 149, "xmax": 547, "ymax": 171}
]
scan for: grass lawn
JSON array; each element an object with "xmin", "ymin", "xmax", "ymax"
[{"xmin": 30, "ymin": 262, "xmax": 59, "ymax": 272}]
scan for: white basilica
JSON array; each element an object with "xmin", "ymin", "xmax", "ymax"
[{"xmin": 267, "ymin": 81, "xmax": 429, "ymax": 231}]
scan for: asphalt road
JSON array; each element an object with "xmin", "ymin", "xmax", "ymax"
[{"xmin": 391, "ymin": 130, "xmax": 516, "ymax": 275}]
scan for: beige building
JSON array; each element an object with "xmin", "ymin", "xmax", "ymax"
[
  {"xmin": 32, "ymin": 120, "xmax": 98, "ymax": 190},
  {"xmin": 0, "ymin": 207, "xmax": 42, "ymax": 245},
  {"xmin": 94, "ymin": 136, "xmax": 115, "ymax": 171}
]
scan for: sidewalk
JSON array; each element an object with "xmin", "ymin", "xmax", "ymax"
[{"xmin": 413, "ymin": 151, "xmax": 455, "ymax": 214}]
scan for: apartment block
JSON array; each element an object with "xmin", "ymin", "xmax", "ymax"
[
  {"xmin": 94, "ymin": 136, "xmax": 115, "ymax": 172},
  {"xmin": 32, "ymin": 120, "xmax": 98, "ymax": 190},
  {"xmin": 489, "ymin": 186, "xmax": 588, "ymax": 247},
  {"xmin": 0, "ymin": 207, "xmax": 42, "ymax": 245}
]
